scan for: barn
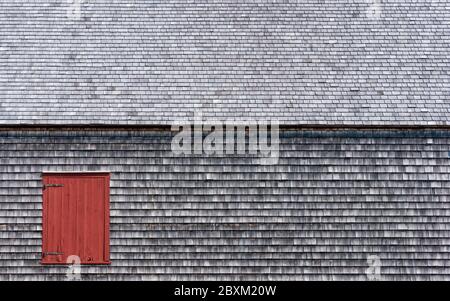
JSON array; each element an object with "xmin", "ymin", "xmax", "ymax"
[{"xmin": 0, "ymin": 1, "xmax": 449, "ymax": 281}]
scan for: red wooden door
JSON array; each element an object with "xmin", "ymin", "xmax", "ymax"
[{"xmin": 41, "ymin": 173, "xmax": 110, "ymax": 265}]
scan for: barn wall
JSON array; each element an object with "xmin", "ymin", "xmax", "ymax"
[{"xmin": 0, "ymin": 128, "xmax": 449, "ymax": 280}]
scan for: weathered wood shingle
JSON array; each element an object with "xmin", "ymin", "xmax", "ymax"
[
  {"xmin": 0, "ymin": 129, "xmax": 449, "ymax": 280},
  {"xmin": 0, "ymin": 0, "xmax": 448, "ymax": 125}
]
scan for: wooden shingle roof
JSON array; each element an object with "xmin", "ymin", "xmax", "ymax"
[{"xmin": 0, "ymin": 0, "xmax": 448, "ymax": 126}]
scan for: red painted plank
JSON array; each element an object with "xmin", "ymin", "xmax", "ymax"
[{"xmin": 41, "ymin": 173, "xmax": 110, "ymax": 265}]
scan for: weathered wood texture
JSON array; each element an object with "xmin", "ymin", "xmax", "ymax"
[
  {"xmin": 0, "ymin": 0, "xmax": 448, "ymax": 126},
  {"xmin": 0, "ymin": 129, "xmax": 449, "ymax": 280}
]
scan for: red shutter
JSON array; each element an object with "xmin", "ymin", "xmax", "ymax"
[{"xmin": 41, "ymin": 173, "xmax": 110, "ymax": 265}]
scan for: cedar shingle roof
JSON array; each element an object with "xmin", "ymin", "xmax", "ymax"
[{"xmin": 0, "ymin": 0, "xmax": 448, "ymax": 125}]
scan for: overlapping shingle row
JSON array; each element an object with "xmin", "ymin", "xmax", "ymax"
[
  {"xmin": 1, "ymin": 129, "xmax": 450, "ymax": 280},
  {"xmin": 0, "ymin": 0, "xmax": 448, "ymax": 125}
]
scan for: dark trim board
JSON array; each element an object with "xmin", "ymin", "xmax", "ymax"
[{"xmin": 1, "ymin": 126, "xmax": 450, "ymax": 141}]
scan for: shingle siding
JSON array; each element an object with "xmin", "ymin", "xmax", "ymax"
[{"xmin": 0, "ymin": 128, "xmax": 449, "ymax": 280}]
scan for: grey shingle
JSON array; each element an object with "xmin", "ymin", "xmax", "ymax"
[
  {"xmin": 1, "ymin": 129, "xmax": 450, "ymax": 280},
  {"xmin": 0, "ymin": 0, "xmax": 448, "ymax": 126}
]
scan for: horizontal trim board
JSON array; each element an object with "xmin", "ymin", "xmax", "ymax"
[{"xmin": 41, "ymin": 171, "xmax": 111, "ymax": 175}]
